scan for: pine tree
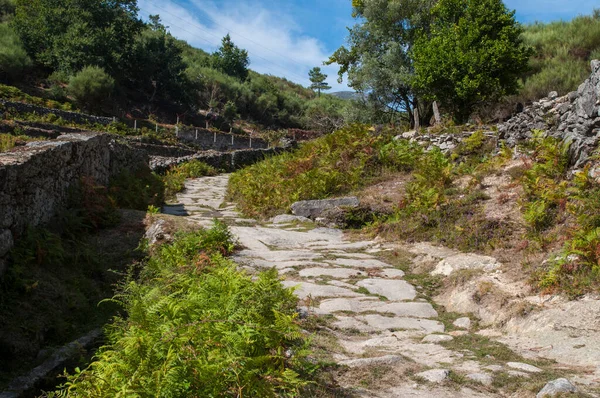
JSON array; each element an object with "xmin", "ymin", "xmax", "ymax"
[{"xmin": 308, "ymin": 67, "xmax": 331, "ymax": 97}]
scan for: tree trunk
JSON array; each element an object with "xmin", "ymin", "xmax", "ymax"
[{"xmin": 433, "ymin": 101, "xmax": 441, "ymax": 125}]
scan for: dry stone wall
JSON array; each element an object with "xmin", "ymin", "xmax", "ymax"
[
  {"xmin": 177, "ymin": 128, "xmax": 268, "ymax": 151},
  {"xmin": 499, "ymin": 60, "xmax": 600, "ymax": 167},
  {"xmin": 0, "ymin": 132, "xmax": 147, "ymax": 275},
  {"xmin": 0, "ymin": 100, "xmax": 113, "ymax": 126}
]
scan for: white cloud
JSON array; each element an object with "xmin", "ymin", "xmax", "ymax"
[
  {"xmin": 504, "ymin": 0, "xmax": 598, "ymax": 22},
  {"xmin": 137, "ymin": 0, "xmax": 351, "ymax": 92}
]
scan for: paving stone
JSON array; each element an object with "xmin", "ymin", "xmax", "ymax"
[
  {"xmin": 281, "ymin": 281, "xmax": 362, "ymax": 299},
  {"xmin": 271, "ymin": 214, "xmax": 312, "ymax": 224},
  {"xmin": 466, "ymin": 373, "xmax": 493, "ymax": 386},
  {"xmin": 415, "ymin": 369, "xmax": 450, "ymax": 383},
  {"xmin": 332, "ymin": 316, "xmax": 377, "ymax": 333},
  {"xmin": 483, "ymin": 365, "xmax": 504, "ymax": 372},
  {"xmin": 453, "ymin": 317, "xmax": 472, "ymax": 330},
  {"xmin": 506, "ymin": 362, "xmax": 543, "ymax": 373},
  {"xmin": 317, "ymin": 298, "xmax": 437, "ymax": 318},
  {"xmin": 340, "ymin": 355, "xmax": 406, "ymax": 368},
  {"xmin": 325, "ymin": 258, "xmax": 391, "ymax": 269},
  {"xmin": 355, "ymin": 279, "xmax": 417, "ymax": 301},
  {"xmin": 358, "ymin": 314, "xmax": 445, "ymax": 333},
  {"xmin": 422, "ymin": 334, "xmax": 454, "ymax": 343},
  {"xmin": 299, "ymin": 267, "xmax": 367, "ymax": 278}
]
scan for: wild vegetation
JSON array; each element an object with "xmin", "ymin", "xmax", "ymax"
[
  {"xmin": 0, "ymin": 0, "xmax": 347, "ymax": 133},
  {"xmin": 47, "ymin": 222, "xmax": 313, "ymax": 397}
]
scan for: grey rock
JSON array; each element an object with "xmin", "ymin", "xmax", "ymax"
[
  {"xmin": 271, "ymin": 214, "xmax": 312, "ymax": 224},
  {"xmin": 291, "ymin": 197, "xmax": 359, "ymax": 219},
  {"xmin": 466, "ymin": 373, "xmax": 493, "ymax": 386},
  {"xmin": 144, "ymin": 219, "xmax": 171, "ymax": 246},
  {"xmin": 432, "ymin": 253, "xmax": 500, "ymax": 276},
  {"xmin": 415, "ymin": 369, "xmax": 450, "ymax": 383},
  {"xmin": 453, "ymin": 317, "xmax": 472, "ymax": 330},
  {"xmin": 355, "ymin": 278, "xmax": 417, "ymax": 301},
  {"xmin": 340, "ymin": 355, "xmax": 405, "ymax": 368},
  {"xmin": 422, "ymin": 334, "xmax": 454, "ymax": 343},
  {"xmin": 536, "ymin": 378, "xmax": 577, "ymax": 397},
  {"xmin": 548, "ymin": 91, "xmax": 559, "ymax": 100},
  {"xmin": 506, "ymin": 362, "xmax": 543, "ymax": 373}
]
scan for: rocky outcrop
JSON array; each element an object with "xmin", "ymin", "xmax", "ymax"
[
  {"xmin": 290, "ymin": 197, "xmax": 360, "ymax": 219},
  {"xmin": 0, "ymin": 132, "xmax": 147, "ymax": 274},
  {"xmin": 499, "ymin": 60, "xmax": 600, "ymax": 167}
]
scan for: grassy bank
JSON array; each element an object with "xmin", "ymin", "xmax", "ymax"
[{"xmin": 48, "ymin": 222, "xmax": 312, "ymax": 397}]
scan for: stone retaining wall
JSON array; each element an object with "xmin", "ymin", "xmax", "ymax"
[
  {"xmin": 0, "ymin": 100, "xmax": 113, "ymax": 126},
  {"xmin": 177, "ymin": 128, "xmax": 269, "ymax": 150},
  {"xmin": 150, "ymin": 147, "xmax": 285, "ymax": 174},
  {"xmin": 0, "ymin": 133, "xmax": 147, "ymax": 275},
  {"xmin": 499, "ymin": 60, "xmax": 600, "ymax": 167}
]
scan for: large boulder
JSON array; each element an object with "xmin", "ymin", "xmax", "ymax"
[{"xmin": 290, "ymin": 197, "xmax": 360, "ymax": 219}]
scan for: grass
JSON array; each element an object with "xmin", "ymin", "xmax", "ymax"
[
  {"xmin": 163, "ymin": 159, "xmax": 219, "ymax": 198},
  {"xmin": 518, "ymin": 11, "xmax": 600, "ymax": 102},
  {"xmin": 0, "ymin": 83, "xmax": 77, "ymax": 111},
  {"xmin": 0, "ymin": 131, "xmax": 44, "ymax": 152}
]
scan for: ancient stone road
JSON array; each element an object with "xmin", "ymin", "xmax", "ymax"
[{"xmin": 162, "ymin": 175, "xmax": 565, "ymax": 397}]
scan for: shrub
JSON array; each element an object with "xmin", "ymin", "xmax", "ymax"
[
  {"xmin": 378, "ymin": 139, "xmax": 424, "ymax": 172},
  {"xmin": 0, "ymin": 23, "xmax": 31, "ymax": 82},
  {"xmin": 109, "ymin": 168, "xmax": 165, "ymax": 210},
  {"xmin": 51, "ymin": 223, "xmax": 310, "ymax": 397},
  {"xmin": 68, "ymin": 66, "xmax": 115, "ymax": 110}
]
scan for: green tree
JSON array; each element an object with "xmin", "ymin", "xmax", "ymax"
[
  {"xmin": 68, "ymin": 65, "xmax": 115, "ymax": 110},
  {"xmin": 0, "ymin": 23, "xmax": 31, "ymax": 81},
  {"xmin": 212, "ymin": 34, "xmax": 249, "ymax": 81},
  {"xmin": 412, "ymin": 0, "xmax": 531, "ymax": 123},
  {"xmin": 127, "ymin": 16, "xmax": 190, "ymax": 106},
  {"xmin": 12, "ymin": 0, "xmax": 142, "ymax": 76},
  {"xmin": 327, "ymin": 0, "xmax": 436, "ymax": 127},
  {"xmin": 0, "ymin": 0, "xmax": 15, "ymax": 22},
  {"xmin": 308, "ymin": 67, "xmax": 331, "ymax": 97},
  {"xmin": 223, "ymin": 100, "xmax": 238, "ymax": 132}
]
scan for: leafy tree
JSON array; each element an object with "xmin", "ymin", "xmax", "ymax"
[
  {"xmin": 327, "ymin": 0, "xmax": 436, "ymax": 127},
  {"xmin": 308, "ymin": 67, "xmax": 331, "ymax": 97},
  {"xmin": 412, "ymin": 0, "xmax": 531, "ymax": 123},
  {"xmin": 0, "ymin": 23, "xmax": 31, "ymax": 81},
  {"xmin": 0, "ymin": 0, "xmax": 15, "ymax": 22},
  {"xmin": 12, "ymin": 0, "xmax": 142, "ymax": 76},
  {"xmin": 212, "ymin": 34, "xmax": 250, "ymax": 81},
  {"xmin": 127, "ymin": 16, "xmax": 190, "ymax": 106},
  {"xmin": 68, "ymin": 65, "xmax": 114, "ymax": 110},
  {"xmin": 222, "ymin": 100, "xmax": 238, "ymax": 132}
]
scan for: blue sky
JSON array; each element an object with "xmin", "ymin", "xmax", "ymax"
[{"xmin": 137, "ymin": 0, "xmax": 598, "ymax": 92}]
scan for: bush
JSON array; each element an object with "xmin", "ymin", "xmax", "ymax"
[
  {"xmin": 109, "ymin": 168, "xmax": 165, "ymax": 210},
  {"xmin": 68, "ymin": 66, "xmax": 115, "ymax": 110},
  {"xmin": 0, "ymin": 23, "xmax": 31, "ymax": 82},
  {"xmin": 51, "ymin": 223, "xmax": 310, "ymax": 397}
]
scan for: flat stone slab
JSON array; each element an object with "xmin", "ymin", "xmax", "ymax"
[
  {"xmin": 317, "ymin": 298, "xmax": 437, "ymax": 318},
  {"xmin": 415, "ymin": 369, "xmax": 450, "ymax": 383},
  {"xmin": 355, "ymin": 279, "xmax": 417, "ymax": 301},
  {"xmin": 432, "ymin": 253, "xmax": 500, "ymax": 276},
  {"xmin": 422, "ymin": 334, "xmax": 454, "ymax": 343},
  {"xmin": 270, "ymin": 214, "xmax": 313, "ymax": 224},
  {"xmin": 506, "ymin": 362, "xmax": 543, "ymax": 373},
  {"xmin": 299, "ymin": 267, "xmax": 367, "ymax": 279},
  {"xmin": 339, "ymin": 355, "xmax": 406, "ymax": 368},
  {"xmin": 281, "ymin": 281, "xmax": 362, "ymax": 299},
  {"xmin": 453, "ymin": 317, "xmax": 472, "ymax": 330},
  {"xmin": 466, "ymin": 373, "xmax": 493, "ymax": 386},
  {"xmin": 358, "ymin": 314, "xmax": 445, "ymax": 333},
  {"xmin": 332, "ymin": 316, "xmax": 377, "ymax": 333},
  {"xmin": 325, "ymin": 258, "xmax": 391, "ymax": 269}
]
